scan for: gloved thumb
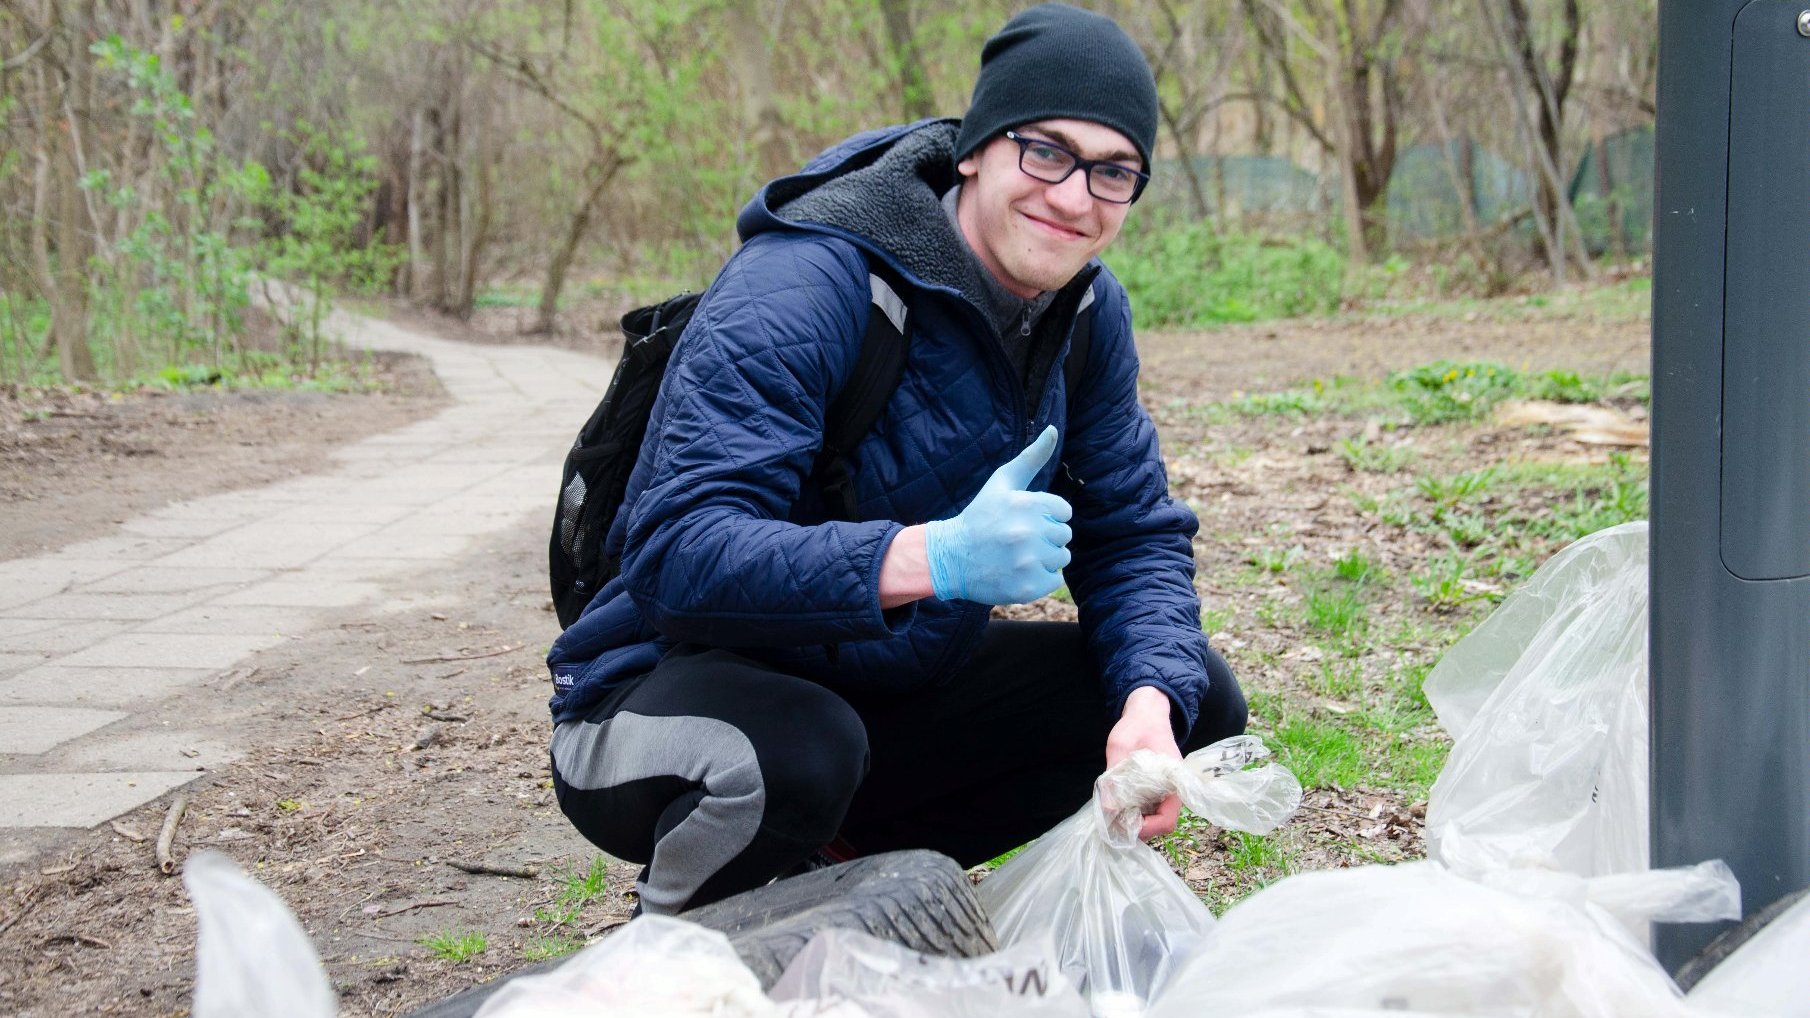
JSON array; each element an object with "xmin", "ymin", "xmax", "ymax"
[{"xmin": 986, "ymin": 426, "xmax": 1060, "ymax": 493}]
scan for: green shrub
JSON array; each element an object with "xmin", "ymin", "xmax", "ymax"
[{"xmin": 1111, "ymin": 219, "xmax": 1346, "ymax": 328}]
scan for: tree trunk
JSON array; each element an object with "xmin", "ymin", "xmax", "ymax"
[
  {"xmin": 727, "ymin": 0, "xmax": 788, "ymax": 181},
  {"xmin": 1159, "ymin": 98, "xmax": 1211, "ymax": 220},
  {"xmin": 532, "ymin": 157, "xmax": 619, "ymax": 335},
  {"xmin": 407, "ymin": 105, "xmax": 426, "ymax": 299},
  {"xmin": 455, "ymin": 116, "xmax": 490, "ymax": 321},
  {"xmin": 878, "ymin": 0, "xmax": 934, "ymax": 121},
  {"xmin": 51, "ymin": 8, "xmax": 95, "ymax": 381}
]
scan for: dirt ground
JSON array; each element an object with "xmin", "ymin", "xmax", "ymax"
[
  {"xmin": 0, "ymin": 354, "xmax": 448, "ymax": 561},
  {"xmin": 0, "ymin": 297, "xmax": 1650, "ymax": 1016}
]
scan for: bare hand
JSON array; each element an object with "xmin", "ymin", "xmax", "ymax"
[{"xmin": 1106, "ymin": 686, "xmax": 1184, "ymax": 840}]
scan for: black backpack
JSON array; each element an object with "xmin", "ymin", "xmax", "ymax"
[{"xmin": 549, "ymin": 271, "xmax": 1095, "ymax": 630}]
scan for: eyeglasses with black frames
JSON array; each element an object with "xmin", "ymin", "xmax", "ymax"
[{"xmin": 1003, "ymin": 130, "xmax": 1150, "ymax": 205}]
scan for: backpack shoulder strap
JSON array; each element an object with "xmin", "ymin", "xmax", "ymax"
[
  {"xmin": 1064, "ymin": 283, "xmax": 1097, "ymax": 403},
  {"xmin": 816, "ymin": 262, "xmax": 910, "ymax": 521}
]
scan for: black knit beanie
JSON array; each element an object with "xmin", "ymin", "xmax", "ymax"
[{"xmin": 954, "ymin": 3, "xmax": 1159, "ymax": 171}]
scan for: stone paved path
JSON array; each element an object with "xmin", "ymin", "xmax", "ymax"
[{"xmin": 0, "ymin": 310, "xmax": 607, "ymax": 852}]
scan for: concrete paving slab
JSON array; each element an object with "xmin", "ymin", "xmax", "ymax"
[
  {"xmin": 2, "ymin": 589, "xmax": 219, "ymax": 621},
  {"xmin": 0, "ymin": 618, "xmax": 62, "ymax": 640},
  {"xmin": 80, "ymin": 565, "xmax": 272, "ymax": 594},
  {"xmin": 329, "ymin": 442, "xmax": 445, "ymax": 462},
  {"xmin": 136, "ymin": 604, "xmax": 317, "ymax": 636},
  {"xmin": 156, "ymin": 522, "xmax": 377, "ymax": 569},
  {"xmin": 393, "ymin": 509, "xmax": 536, "ymax": 536},
  {"xmin": 144, "ymin": 493, "xmax": 275, "ymax": 520},
  {"xmin": 0, "ymin": 620, "xmax": 132, "ymax": 655},
  {"xmin": 330, "ymin": 532, "xmax": 480, "ymax": 560},
  {"xmin": 0, "ymin": 706, "xmax": 127, "ymax": 754},
  {"xmin": 51, "ymin": 728, "xmax": 239, "ymax": 774},
  {"xmin": 0, "ymin": 666, "xmax": 218, "ymax": 706},
  {"xmin": 49, "ymin": 534, "xmax": 198, "ymax": 561},
  {"xmin": 212, "ymin": 577, "xmax": 387, "ymax": 608},
  {"xmin": 57, "ymin": 632, "xmax": 288, "ymax": 670},
  {"xmin": 0, "ymin": 772, "xmax": 199, "ymax": 828},
  {"xmin": 117, "ymin": 515, "xmax": 248, "ymax": 539},
  {"xmin": 0, "ymin": 652, "xmax": 49, "ymax": 678},
  {"xmin": 265, "ymin": 502, "xmax": 417, "ymax": 526},
  {"xmin": 0, "ymin": 559, "xmax": 132, "ymax": 612}
]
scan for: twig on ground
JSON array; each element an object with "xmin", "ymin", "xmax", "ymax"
[
  {"xmin": 40, "ymin": 932, "xmax": 112, "ymax": 949},
  {"xmin": 449, "ymin": 860, "xmax": 540, "ymax": 879},
  {"xmin": 217, "ymin": 666, "xmax": 260, "ymax": 692},
  {"xmin": 372, "ymin": 899, "xmax": 459, "ymax": 919},
  {"xmin": 156, "ymin": 793, "xmax": 190, "ymax": 875},
  {"xmin": 109, "ymin": 821, "xmax": 147, "ymax": 843},
  {"xmin": 402, "ymin": 644, "xmax": 524, "ymax": 665},
  {"xmin": 334, "ymin": 702, "xmax": 392, "ymax": 722},
  {"xmin": 1297, "ymin": 802, "xmax": 1376, "ymax": 821},
  {"xmin": 0, "ymin": 887, "xmax": 43, "ymax": 937}
]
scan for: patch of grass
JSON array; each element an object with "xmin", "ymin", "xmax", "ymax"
[
  {"xmin": 1308, "ymin": 660, "xmax": 1364, "ymax": 702},
  {"xmin": 534, "ymin": 855, "xmax": 610, "ymax": 928},
  {"xmin": 523, "ymin": 934, "xmax": 584, "ymax": 962},
  {"xmin": 1271, "ymin": 697, "xmax": 1449, "ymax": 802},
  {"xmin": 1272, "ymin": 712, "xmax": 1368, "ymax": 789},
  {"xmin": 1389, "ymin": 361, "xmax": 1523, "ymax": 424},
  {"xmin": 1230, "ymin": 388, "xmax": 1325, "ymax": 417},
  {"xmin": 1303, "ymin": 584, "xmax": 1367, "ymax": 644},
  {"xmin": 1201, "ymin": 605, "xmax": 1234, "ymax": 635},
  {"xmin": 1332, "ymin": 549, "xmax": 1379, "ymax": 584},
  {"xmin": 1248, "ymin": 545, "xmax": 1304, "ymax": 574},
  {"xmin": 419, "ymin": 929, "xmax": 487, "ymax": 963},
  {"xmin": 1224, "ymin": 829, "xmax": 1290, "ymax": 874},
  {"xmin": 1411, "ymin": 552, "xmax": 1479, "ymax": 613},
  {"xmin": 1338, "ymin": 436, "xmax": 1415, "ymax": 474},
  {"xmin": 1416, "ymin": 467, "xmax": 1497, "ymax": 510}
]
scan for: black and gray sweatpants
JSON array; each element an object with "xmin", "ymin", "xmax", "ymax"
[{"xmin": 548, "ymin": 620, "xmax": 1246, "ymax": 915}]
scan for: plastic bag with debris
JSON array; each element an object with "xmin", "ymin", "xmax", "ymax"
[
  {"xmin": 1145, "ymin": 856, "xmax": 1741, "ymax": 1018},
  {"xmin": 768, "ymin": 926, "xmax": 1088, "ymax": 1018},
  {"xmin": 975, "ymin": 735, "xmax": 1301, "ymax": 1018},
  {"xmin": 475, "ymin": 915, "xmax": 774, "ymax": 1017},
  {"xmin": 184, "ymin": 850, "xmax": 338, "ymax": 1018},
  {"xmin": 1422, "ymin": 520, "xmax": 1650, "ymax": 879}
]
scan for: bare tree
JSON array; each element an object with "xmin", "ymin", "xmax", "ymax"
[{"xmin": 1245, "ymin": 0, "xmax": 1411, "ymax": 263}]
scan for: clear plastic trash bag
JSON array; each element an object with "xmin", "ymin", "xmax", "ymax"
[
  {"xmin": 769, "ymin": 926, "xmax": 1089, "ymax": 1018},
  {"xmin": 1423, "ymin": 520, "xmax": 1650, "ymax": 879},
  {"xmin": 1685, "ymin": 890, "xmax": 1810, "ymax": 1016},
  {"xmin": 184, "ymin": 850, "xmax": 337, "ymax": 1018},
  {"xmin": 1145, "ymin": 856, "xmax": 1741, "ymax": 1018},
  {"xmin": 975, "ymin": 735, "xmax": 1301, "ymax": 1018},
  {"xmin": 475, "ymin": 915, "xmax": 773, "ymax": 1018}
]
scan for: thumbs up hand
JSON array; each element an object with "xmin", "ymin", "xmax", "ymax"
[{"xmin": 923, "ymin": 426, "xmax": 1074, "ymax": 604}]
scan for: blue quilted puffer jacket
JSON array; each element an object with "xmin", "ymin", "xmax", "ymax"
[{"xmin": 546, "ymin": 119, "xmax": 1211, "ymax": 734}]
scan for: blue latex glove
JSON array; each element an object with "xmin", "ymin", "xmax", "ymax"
[{"xmin": 924, "ymin": 426, "xmax": 1073, "ymax": 604}]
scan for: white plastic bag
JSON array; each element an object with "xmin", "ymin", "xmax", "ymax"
[
  {"xmin": 184, "ymin": 850, "xmax": 337, "ymax": 1018},
  {"xmin": 475, "ymin": 914, "xmax": 774, "ymax": 1018},
  {"xmin": 1146, "ymin": 857, "xmax": 1740, "ymax": 1018},
  {"xmin": 769, "ymin": 927, "xmax": 1088, "ymax": 1018},
  {"xmin": 1423, "ymin": 520, "xmax": 1649, "ymax": 879},
  {"xmin": 975, "ymin": 735, "xmax": 1301, "ymax": 1017},
  {"xmin": 1686, "ymin": 890, "xmax": 1810, "ymax": 1016}
]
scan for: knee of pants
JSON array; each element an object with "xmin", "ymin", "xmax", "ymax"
[
  {"xmin": 1185, "ymin": 647, "xmax": 1249, "ymax": 752},
  {"xmin": 755, "ymin": 689, "xmax": 870, "ymax": 842}
]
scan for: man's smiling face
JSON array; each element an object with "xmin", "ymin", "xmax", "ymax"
[{"xmin": 955, "ymin": 118, "xmax": 1139, "ymax": 299}]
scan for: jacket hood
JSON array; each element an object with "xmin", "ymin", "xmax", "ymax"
[{"xmin": 738, "ymin": 120, "xmax": 1034, "ymax": 303}]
